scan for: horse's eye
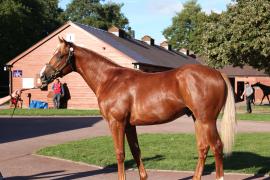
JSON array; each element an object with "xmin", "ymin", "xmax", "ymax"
[{"xmin": 57, "ymin": 54, "xmax": 63, "ymax": 61}]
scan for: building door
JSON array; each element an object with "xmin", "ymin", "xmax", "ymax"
[
  {"xmin": 0, "ymin": 68, "xmax": 9, "ymax": 97},
  {"xmin": 236, "ymin": 81, "xmax": 244, "ymax": 102},
  {"xmin": 229, "ymin": 78, "xmax": 235, "ymax": 91}
]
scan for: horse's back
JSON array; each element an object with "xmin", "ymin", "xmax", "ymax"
[
  {"xmin": 129, "ymin": 64, "xmax": 226, "ymax": 124},
  {"xmin": 99, "ymin": 64, "xmax": 227, "ymax": 124}
]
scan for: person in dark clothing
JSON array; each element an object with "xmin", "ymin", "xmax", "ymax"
[
  {"xmin": 60, "ymin": 83, "xmax": 71, "ymax": 108},
  {"xmin": 52, "ymin": 79, "xmax": 64, "ymax": 109},
  {"xmin": 241, "ymin": 82, "xmax": 254, "ymax": 113}
]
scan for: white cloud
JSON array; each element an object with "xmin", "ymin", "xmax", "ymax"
[
  {"xmin": 109, "ymin": 0, "xmax": 137, "ymax": 4},
  {"xmin": 203, "ymin": 8, "xmax": 222, "ymax": 15},
  {"xmin": 147, "ymin": 0, "xmax": 183, "ymax": 16},
  {"xmin": 199, "ymin": 0, "xmax": 231, "ymax": 14}
]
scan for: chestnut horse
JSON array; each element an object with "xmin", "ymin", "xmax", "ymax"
[{"xmin": 40, "ymin": 38, "xmax": 236, "ymax": 180}]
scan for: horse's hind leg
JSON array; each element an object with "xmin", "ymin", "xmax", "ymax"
[
  {"xmin": 266, "ymin": 95, "xmax": 270, "ymax": 104},
  {"xmin": 193, "ymin": 120, "xmax": 210, "ymax": 180},
  {"xmin": 109, "ymin": 120, "xmax": 126, "ymax": 180},
  {"xmin": 206, "ymin": 121, "xmax": 224, "ymax": 180},
  {"xmin": 126, "ymin": 123, "xmax": 148, "ymax": 180}
]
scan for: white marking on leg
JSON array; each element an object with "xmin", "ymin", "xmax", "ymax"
[
  {"xmin": 217, "ymin": 177, "xmax": 224, "ymax": 180},
  {"xmin": 40, "ymin": 65, "xmax": 46, "ymax": 77}
]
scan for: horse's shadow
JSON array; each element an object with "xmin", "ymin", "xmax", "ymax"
[
  {"xmin": 105, "ymin": 154, "xmax": 165, "ymax": 169},
  {"xmin": 204, "ymin": 151, "xmax": 270, "ymax": 176},
  {"xmin": 4, "ymin": 155, "xmax": 164, "ymax": 180},
  {"xmin": 4, "ymin": 153, "xmax": 270, "ymax": 179}
]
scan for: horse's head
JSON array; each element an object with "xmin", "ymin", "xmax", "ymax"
[
  {"xmin": 40, "ymin": 37, "xmax": 75, "ymax": 89},
  {"xmin": 252, "ymin": 82, "xmax": 261, "ymax": 87}
]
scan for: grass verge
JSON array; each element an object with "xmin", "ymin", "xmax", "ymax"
[
  {"xmin": 236, "ymin": 113, "xmax": 270, "ymax": 121},
  {"xmin": 0, "ymin": 109, "xmax": 100, "ymax": 116},
  {"xmin": 37, "ymin": 133, "xmax": 270, "ymax": 175},
  {"xmin": 0, "ymin": 105, "xmax": 269, "ymax": 121},
  {"xmin": 236, "ymin": 105, "xmax": 270, "ymax": 113}
]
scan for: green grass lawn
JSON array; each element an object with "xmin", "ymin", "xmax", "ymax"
[
  {"xmin": 236, "ymin": 104, "xmax": 270, "ymax": 113},
  {"xmin": 37, "ymin": 133, "xmax": 270, "ymax": 175},
  {"xmin": 217, "ymin": 105, "xmax": 270, "ymax": 121},
  {"xmin": 1, "ymin": 105, "xmax": 269, "ymax": 121},
  {"xmin": 236, "ymin": 113, "xmax": 270, "ymax": 121},
  {"xmin": 0, "ymin": 109, "xmax": 100, "ymax": 116}
]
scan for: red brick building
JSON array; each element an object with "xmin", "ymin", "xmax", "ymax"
[
  {"xmin": 219, "ymin": 65, "xmax": 270, "ymax": 103},
  {"xmin": 192, "ymin": 55, "xmax": 270, "ymax": 104},
  {"xmin": 6, "ymin": 21, "xmax": 199, "ymax": 109}
]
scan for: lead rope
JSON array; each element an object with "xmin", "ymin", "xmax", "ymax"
[
  {"xmin": 10, "ymin": 87, "xmax": 39, "ymax": 118},
  {"xmin": 10, "ymin": 94, "xmax": 20, "ymax": 119}
]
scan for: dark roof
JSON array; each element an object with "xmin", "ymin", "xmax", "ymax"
[
  {"xmin": 218, "ymin": 65, "xmax": 269, "ymax": 77},
  {"xmin": 7, "ymin": 21, "xmax": 199, "ymax": 68},
  {"xmin": 73, "ymin": 22, "xmax": 199, "ymax": 68}
]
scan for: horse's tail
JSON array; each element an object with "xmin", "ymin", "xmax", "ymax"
[{"xmin": 220, "ymin": 73, "xmax": 237, "ymax": 155}]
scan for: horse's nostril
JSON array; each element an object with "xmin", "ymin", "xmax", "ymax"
[{"xmin": 40, "ymin": 74, "xmax": 46, "ymax": 80}]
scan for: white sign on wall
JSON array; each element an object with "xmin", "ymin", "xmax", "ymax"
[
  {"xmin": 22, "ymin": 78, "xmax": 34, "ymax": 88},
  {"xmin": 66, "ymin": 33, "xmax": 75, "ymax": 42}
]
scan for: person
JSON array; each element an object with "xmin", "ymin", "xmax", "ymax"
[
  {"xmin": 52, "ymin": 79, "xmax": 64, "ymax": 109},
  {"xmin": 60, "ymin": 83, "xmax": 70, "ymax": 108},
  {"xmin": 241, "ymin": 82, "xmax": 254, "ymax": 113},
  {"xmin": 0, "ymin": 89, "xmax": 22, "ymax": 106}
]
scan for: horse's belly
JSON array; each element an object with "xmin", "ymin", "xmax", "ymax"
[
  {"xmin": 130, "ymin": 106, "xmax": 187, "ymax": 126},
  {"xmin": 130, "ymin": 117, "xmax": 179, "ymax": 126}
]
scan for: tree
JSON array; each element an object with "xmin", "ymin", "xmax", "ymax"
[
  {"xmin": 162, "ymin": 0, "xmax": 207, "ymax": 52},
  {"xmin": 0, "ymin": 0, "xmax": 63, "ymax": 64},
  {"xmin": 63, "ymin": 0, "xmax": 130, "ymax": 31},
  {"xmin": 202, "ymin": 0, "xmax": 270, "ymax": 74}
]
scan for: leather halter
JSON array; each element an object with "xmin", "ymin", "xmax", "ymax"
[{"xmin": 44, "ymin": 47, "xmax": 75, "ymax": 83}]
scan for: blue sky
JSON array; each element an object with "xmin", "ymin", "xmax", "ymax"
[{"xmin": 59, "ymin": 0, "xmax": 231, "ymax": 44}]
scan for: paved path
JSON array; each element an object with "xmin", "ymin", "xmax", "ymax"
[{"xmin": 0, "ymin": 116, "xmax": 270, "ymax": 180}]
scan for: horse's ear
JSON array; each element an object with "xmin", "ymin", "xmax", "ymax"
[
  {"xmin": 58, "ymin": 36, "xmax": 69, "ymax": 47},
  {"xmin": 58, "ymin": 36, "xmax": 64, "ymax": 43},
  {"xmin": 62, "ymin": 38, "xmax": 68, "ymax": 45}
]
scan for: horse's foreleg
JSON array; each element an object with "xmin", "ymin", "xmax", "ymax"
[
  {"xmin": 260, "ymin": 95, "xmax": 265, "ymax": 105},
  {"xmin": 109, "ymin": 120, "xmax": 126, "ymax": 180},
  {"xmin": 266, "ymin": 95, "xmax": 270, "ymax": 104},
  {"xmin": 125, "ymin": 123, "xmax": 148, "ymax": 180},
  {"xmin": 193, "ymin": 120, "xmax": 210, "ymax": 180},
  {"xmin": 206, "ymin": 122, "xmax": 224, "ymax": 180}
]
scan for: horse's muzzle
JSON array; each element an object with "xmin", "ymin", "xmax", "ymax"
[
  {"xmin": 40, "ymin": 75, "xmax": 49, "ymax": 90},
  {"xmin": 40, "ymin": 83, "xmax": 48, "ymax": 90}
]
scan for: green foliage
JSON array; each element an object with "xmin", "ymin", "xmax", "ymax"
[
  {"xmin": 202, "ymin": 0, "xmax": 270, "ymax": 74},
  {"xmin": 164, "ymin": 0, "xmax": 270, "ymax": 74},
  {"xmin": 163, "ymin": 0, "xmax": 207, "ymax": 52},
  {"xmin": 0, "ymin": 0, "xmax": 131, "ymax": 65},
  {"xmin": 0, "ymin": 0, "xmax": 63, "ymax": 64},
  {"xmin": 63, "ymin": 0, "xmax": 129, "ymax": 30}
]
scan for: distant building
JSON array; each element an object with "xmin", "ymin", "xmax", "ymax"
[
  {"xmin": 219, "ymin": 65, "xmax": 270, "ymax": 103},
  {"xmin": 194, "ymin": 55, "xmax": 270, "ymax": 103},
  {"xmin": 6, "ymin": 21, "xmax": 199, "ymax": 109}
]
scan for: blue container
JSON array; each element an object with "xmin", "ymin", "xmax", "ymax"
[{"xmin": 29, "ymin": 100, "xmax": 48, "ymax": 109}]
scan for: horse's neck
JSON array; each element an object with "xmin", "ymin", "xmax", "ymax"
[
  {"xmin": 74, "ymin": 47, "xmax": 119, "ymax": 95},
  {"xmin": 258, "ymin": 84, "xmax": 270, "ymax": 93}
]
